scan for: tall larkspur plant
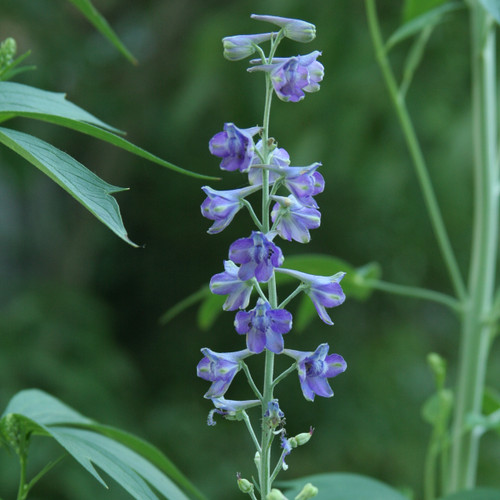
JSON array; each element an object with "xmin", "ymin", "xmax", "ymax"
[{"xmin": 197, "ymin": 14, "xmax": 346, "ymax": 500}]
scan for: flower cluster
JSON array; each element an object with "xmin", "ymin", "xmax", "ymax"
[{"xmin": 196, "ymin": 13, "xmax": 347, "ymax": 497}]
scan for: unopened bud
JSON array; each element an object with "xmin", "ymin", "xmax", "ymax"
[
  {"xmin": 295, "ymin": 427, "xmax": 314, "ymax": 447},
  {"xmin": 254, "ymin": 451, "xmax": 261, "ymax": 469},
  {"xmin": 266, "ymin": 488, "xmax": 288, "ymax": 500},
  {"xmin": 0, "ymin": 38, "xmax": 17, "ymax": 68},
  {"xmin": 251, "ymin": 14, "xmax": 316, "ymax": 43},
  {"xmin": 223, "ymin": 33, "xmax": 274, "ymax": 61},
  {"xmin": 236, "ymin": 473, "xmax": 254, "ymax": 494},
  {"xmin": 294, "ymin": 482, "xmax": 318, "ymax": 500}
]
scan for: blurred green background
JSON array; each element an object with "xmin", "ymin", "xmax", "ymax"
[{"xmin": 1, "ymin": 0, "xmax": 499, "ymax": 498}]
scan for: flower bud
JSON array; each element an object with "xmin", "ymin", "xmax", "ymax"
[
  {"xmin": 254, "ymin": 450, "xmax": 261, "ymax": 469},
  {"xmin": 294, "ymin": 483, "xmax": 318, "ymax": 500},
  {"xmin": 294, "ymin": 427, "xmax": 314, "ymax": 446},
  {"xmin": 266, "ymin": 488, "xmax": 288, "ymax": 500},
  {"xmin": 236, "ymin": 473, "xmax": 254, "ymax": 494},
  {"xmin": 251, "ymin": 14, "xmax": 316, "ymax": 43},
  {"xmin": 222, "ymin": 33, "xmax": 274, "ymax": 61}
]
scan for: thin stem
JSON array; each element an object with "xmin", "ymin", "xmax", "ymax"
[
  {"xmin": 242, "ymin": 411, "xmax": 262, "ymax": 453},
  {"xmin": 241, "ymin": 362, "xmax": 264, "ymax": 401},
  {"xmin": 16, "ymin": 452, "xmax": 28, "ymax": 500},
  {"xmin": 272, "ymin": 362, "xmax": 297, "ymax": 389},
  {"xmin": 365, "ymin": 0, "xmax": 467, "ymax": 302},
  {"xmin": 448, "ymin": 4, "xmax": 499, "ymax": 491},
  {"xmin": 270, "ymin": 448, "xmax": 287, "ymax": 484},
  {"xmin": 364, "ymin": 279, "xmax": 462, "ymax": 313},
  {"xmin": 278, "ymin": 284, "xmax": 306, "ymax": 310},
  {"xmin": 241, "ymin": 199, "xmax": 265, "ymax": 231},
  {"xmin": 252, "ymin": 279, "xmax": 269, "ymax": 303}
]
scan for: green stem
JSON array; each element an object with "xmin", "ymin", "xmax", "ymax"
[
  {"xmin": 278, "ymin": 284, "xmax": 306, "ymax": 310},
  {"xmin": 364, "ymin": 279, "xmax": 461, "ymax": 313},
  {"xmin": 272, "ymin": 362, "xmax": 297, "ymax": 389},
  {"xmin": 448, "ymin": 3, "xmax": 498, "ymax": 492},
  {"xmin": 241, "ymin": 362, "xmax": 264, "ymax": 401},
  {"xmin": 242, "ymin": 411, "xmax": 262, "ymax": 453},
  {"xmin": 365, "ymin": 0, "xmax": 467, "ymax": 302},
  {"xmin": 17, "ymin": 452, "xmax": 28, "ymax": 500}
]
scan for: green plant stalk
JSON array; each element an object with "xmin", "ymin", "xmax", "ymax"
[
  {"xmin": 365, "ymin": 0, "xmax": 467, "ymax": 302},
  {"xmin": 258, "ymin": 37, "xmax": 280, "ymax": 499},
  {"xmin": 448, "ymin": 3, "xmax": 498, "ymax": 491}
]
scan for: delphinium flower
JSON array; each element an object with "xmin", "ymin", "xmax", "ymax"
[
  {"xmin": 271, "ymin": 194, "xmax": 321, "ymax": 243},
  {"xmin": 201, "ymin": 185, "xmax": 260, "ymax": 234},
  {"xmin": 229, "ymin": 231, "xmax": 284, "ymax": 282},
  {"xmin": 197, "ymin": 348, "xmax": 251, "ymax": 398},
  {"xmin": 234, "ymin": 298, "xmax": 292, "ymax": 353},
  {"xmin": 209, "ymin": 260, "xmax": 254, "ymax": 311},
  {"xmin": 276, "ymin": 268, "xmax": 346, "ymax": 325},
  {"xmin": 196, "ymin": 13, "xmax": 347, "ymax": 498},
  {"xmin": 284, "ymin": 344, "xmax": 347, "ymax": 401},
  {"xmin": 209, "ymin": 123, "xmax": 261, "ymax": 172}
]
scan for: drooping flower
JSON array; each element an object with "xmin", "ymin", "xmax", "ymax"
[
  {"xmin": 229, "ymin": 231, "xmax": 284, "ymax": 282},
  {"xmin": 234, "ymin": 298, "xmax": 292, "ymax": 353},
  {"xmin": 248, "ymin": 51, "xmax": 324, "ymax": 102},
  {"xmin": 280, "ymin": 434, "xmax": 292, "ymax": 470},
  {"xmin": 271, "ymin": 194, "xmax": 321, "ymax": 243},
  {"xmin": 276, "ymin": 268, "xmax": 345, "ymax": 325},
  {"xmin": 250, "ymin": 14, "xmax": 316, "ymax": 43},
  {"xmin": 210, "ymin": 260, "xmax": 254, "ymax": 311},
  {"xmin": 209, "ymin": 123, "xmax": 261, "ymax": 172},
  {"xmin": 197, "ymin": 348, "xmax": 251, "ymax": 398},
  {"xmin": 201, "ymin": 185, "xmax": 260, "ymax": 234},
  {"xmin": 207, "ymin": 397, "xmax": 261, "ymax": 425},
  {"xmin": 284, "ymin": 343, "xmax": 347, "ymax": 401},
  {"xmin": 222, "ymin": 33, "xmax": 275, "ymax": 61}
]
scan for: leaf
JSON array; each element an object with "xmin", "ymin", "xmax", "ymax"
[
  {"xmin": 279, "ymin": 473, "xmax": 409, "ymax": 500},
  {"xmin": 0, "ymin": 127, "xmax": 136, "ymax": 246},
  {"xmin": 66, "ymin": 0, "xmax": 137, "ymax": 64},
  {"xmin": 387, "ymin": 2, "xmax": 463, "ymax": 50},
  {"xmin": 2, "ymin": 389, "xmax": 195, "ymax": 500},
  {"xmin": 421, "ymin": 389, "xmax": 453, "ymax": 426},
  {"xmin": 403, "ymin": 0, "xmax": 449, "ymax": 22},
  {"xmin": 0, "ymin": 81, "xmax": 217, "ymax": 180},
  {"xmin": 478, "ymin": 0, "xmax": 500, "ymax": 24},
  {"xmin": 438, "ymin": 489, "xmax": 500, "ymax": 500},
  {"xmin": 197, "ymin": 292, "xmax": 225, "ymax": 330}
]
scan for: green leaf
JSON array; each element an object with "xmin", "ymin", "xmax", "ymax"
[
  {"xmin": 478, "ymin": 0, "xmax": 500, "ymax": 24},
  {"xmin": 2, "ymin": 389, "xmax": 195, "ymax": 500},
  {"xmin": 387, "ymin": 2, "xmax": 463, "ymax": 50},
  {"xmin": 279, "ymin": 473, "xmax": 409, "ymax": 500},
  {"xmin": 421, "ymin": 389, "xmax": 453, "ymax": 426},
  {"xmin": 403, "ymin": 0, "xmax": 450, "ymax": 22},
  {"xmin": 197, "ymin": 292, "xmax": 225, "ymax": 330},
  {"xmin": 0, "ymin": 82, "xmax": 217, "ymax": 180},
  {"xmin": 66, "ymin": 0, "xmax": 137, "ymax": 64},
  {"xmin": 439, "ymin": 489, "xmax": 500, "ymax": 500},
  {"xmin": 0, "ymin": 127, "xmax": 136, "ymax": 246}
]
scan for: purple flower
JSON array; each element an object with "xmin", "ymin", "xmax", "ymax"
[
  {"xmin": 201, "ymin": 185, "xmax": 260, "ymax": 234},
  {"xmin": 209, "ymin": 123, "xmax": 261, "ymax": 172},
  {"xmin": 276, "ymin": 269, "xmax": 345, "ymax": 325},
  {"xmin": 248, "ymin": 51, "xmax": 324, "ymax": 102},
  {"xmin": 197, "ymin": 348, "xmax": 250, "ymax": 398},
  {"xmin": 210, "ymin": 260, "xmax": 254, "ymax": 311},
  {"xmin": 271, "ymin": 195, "xmax": 321, "ymax": 243},
  {"xmin": 251, "ymin": 14, "xmax": 316, "ymax": 43},
  {"xmin": 207, "ymin": 397, "xmax": 261, "ymax": 425},
  {"xmin": 284, "ymin": 343, "xmax": 347, "ymax": 401},
  {"xmin": 248, "ymin": 140, "xmax": 290, "ymax": 186},
  {"xmin": 261, "ymin": 162, "xmax": 324, "ymax": 207},
  {"xmin": 235, "ymin": 298, "xmax": 292, "ymax": 353},
  {"xmin": 222, "ymin": 33, "xmax": 274, "ymax": 61},
  {"xmin": 229, "ymin": 231, "xmax": 284, "ymax": 282}
]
